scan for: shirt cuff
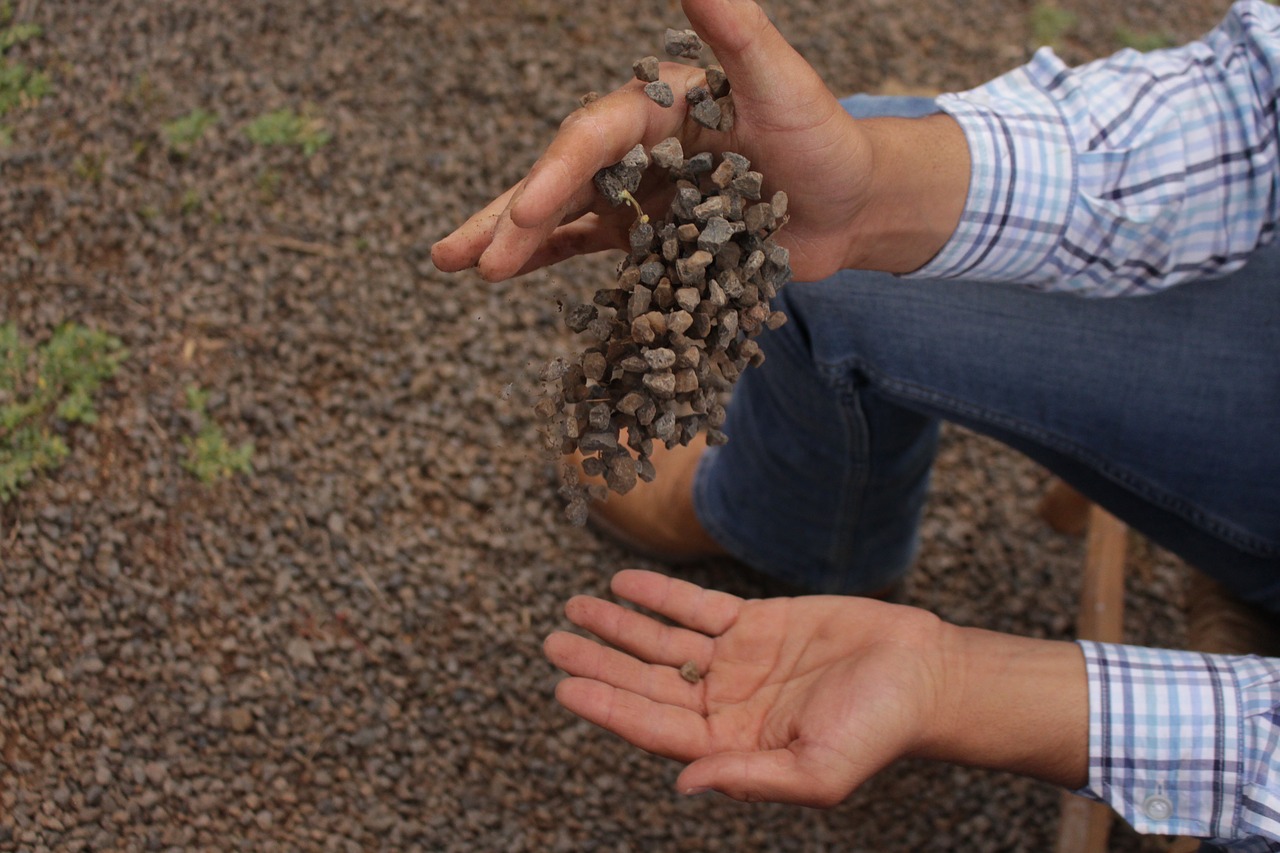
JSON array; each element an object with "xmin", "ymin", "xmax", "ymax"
[
  {"xmin": 907, "ymin": 51, "xmax": 1078, "ymax": 286},
  {"xmin": 1077, "ymin": 640, "xmax": 1246, "ymax": 840}
]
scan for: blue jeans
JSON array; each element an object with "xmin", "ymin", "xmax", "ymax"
[{"xmin": 691, "ymin": 96, "xmax": 1280, "ymax": 610}]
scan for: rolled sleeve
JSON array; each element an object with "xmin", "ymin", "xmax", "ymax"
[
  {"xmin": 910, "ymin": 1, "xmax": 1280, "ymax": 296},
  {"xmin": 910, "ymin": 70, "xmax": 1077, "ymax": 286},
  {"xmin": 1078, "ymin": 641, "xmax": 1280, "ymax": 849}
]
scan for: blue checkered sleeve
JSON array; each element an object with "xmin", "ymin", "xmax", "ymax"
[
  {"xmin": 1078, "ymin": 641, "xmax": 1280, "ymax": 849},
  {"xmin": 910, "ymin": 0, "xmax": 1280, "ymax": 296}
]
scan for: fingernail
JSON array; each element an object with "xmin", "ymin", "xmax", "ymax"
[{"xmin": 681, "ymin": 787, "xmax": 710, "ymax": 797}]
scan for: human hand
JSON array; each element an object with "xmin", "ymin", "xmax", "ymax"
[
  {"xmin": 544, "ymin": 570, "xmax": 1088, "ymax": 805},
  {"xmin": 431, "ymin": 0, "xmax": 968, "ymax": 284},
  {"xmin": 544, "ymin": 569, "xmax": 953, "ymax": 805}
]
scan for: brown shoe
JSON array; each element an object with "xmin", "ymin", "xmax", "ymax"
[{"xmin": 568, "ymin": 434, "xmax": 728, "ymax": 563}]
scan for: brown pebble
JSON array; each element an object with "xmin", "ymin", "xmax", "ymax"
[
  {"xmin": 629, "ymin": 285, "xmax": 653, "ymax": 320},
  {"xmin": 580, "ymin": 432, "xmax": 619, "ymax": 453},
  {"xmin": 566, "ymin": 498, "xmax": 589, "ymax": 526},
  {"xmin": 715, "ymin": 96, "xmax": 736, "ymax": 132},
  {"xmin": 679, "ymin": 661, "xmax": 701, "ymax": 683},
  {"xmin": 653, "ymin": 280, "xmax": 675, "ymax": 309},
  {"xmin": 631, "ymin": 315, "xmax": 656, "ymax": 344},
  {"xmin": 771, "ymin": 190, "xmax": 789, "ymax": 219},
  {"xmin": 706, "ymin": 65, "xmax": 730, "ymax": 98},
  {"xmin": 617, "ymin": 391, "xmax": 648, "ymax": 416},
  {"xmin": 582, "ymin": 351, "xmax": 607, "ymax": 381},
  {"xmin": 651, "ymin": 137, "xmax": 684, "ymax": 170},
  {"xmin": 666, "ymin": 310, "xmax": 693, "ymax": 336},
  {"xmin": 633, "ymin": 55, "xmax": 660, "ymax": 83},
  {"xmin": 692, "ymin": 196, "xmax": 730, "ymax": 222},
  {"xmin": 606, "ymin": 453, "xmax": 638, "ymax": 494},
  {"xmin": 674, "ymin": 287, "xmax": 701, "ymax": 312},
  {"xmin": 685, "ymin": 85, "xmax": 711, "ymax": 105},
  {"xmin": 690, "ymin": 97, "xmax": 721, "ymax": 129},
  {"xmin": 643, "ymin": 310, "xmax": 669, "ymax": 335},
  {"xmin": 580, "ymin": 91, "xmax": 601, "ymax": 107},
  {"xmin": 710, "ymin": 159, "xmax": 736, "ymax": 189}
]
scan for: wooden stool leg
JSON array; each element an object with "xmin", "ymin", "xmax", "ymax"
[
  {"xmin": 1040, "ymin": 479, "xmax": 1092, "ymax": 537},
  {"xmin": 1055, "ymin": 505, "xmax": 1128, "ymax": 853}
]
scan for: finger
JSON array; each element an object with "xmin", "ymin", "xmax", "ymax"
[
  {"xmin": 682, "ymin": 0, "xmax": 831, "ymax": 115},
  {"xmin": 475, "ymin": 180, "xmax": 614, "ymax": 281},
  {"xmin": 676, "ymin": 741, "xmax": 859, "ymax": 807},
  {"xmin": 611, "ymin": 569, "xmax": 743, "ymax": 637},
  {"xmin": 509, "ymin": 214, "xmax": 626, "ymax": 277},
  {"xmin": 563, "ymin": 594, "xmax": 715, "ymax": 668},
  {"xmin": 509, "ymin": 70, "xmax": 706, "ymax": 231},
  {"xmin": 430, "ymin": 183, "xmax": 521, "ymax": 273},
  {"xmin": 544, "ymin": 631, "xmax": 706, "ymax": 712},
  {"xmin": 554, "ymin": 676, "xmax": 712, "ymax": 762}
]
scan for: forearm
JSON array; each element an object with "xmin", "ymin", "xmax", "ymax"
[
  {"xmin": 921, "ymin": 624, "xmax": 1089, "ymax": 790},
  {"xmin": 842, "ymin": 114, "xmax": 970, "ymax": 275}
]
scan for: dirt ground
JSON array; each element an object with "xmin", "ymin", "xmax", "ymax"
[{"xmin": 0, "ymin": 0, "xmax": 1233, "ymax": 850}]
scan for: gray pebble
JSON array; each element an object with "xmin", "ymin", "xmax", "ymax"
[
  {"xmin": 663, "ymin": 28, "xmax": 703, "ymax": 59},
  {"xmin": 644, "ymin": 81, "xmax": 674, "ymax": 108}
]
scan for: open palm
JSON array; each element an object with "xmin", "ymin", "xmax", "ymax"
[{"xmin": 543, "ymin": 569, "xmax": 951, "ymax": 806}]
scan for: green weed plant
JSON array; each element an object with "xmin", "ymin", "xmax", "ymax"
[
  {"xmin": 1030, "ymin": 3, "xmax": 1078, "ymax": 48},
  {"xmin": 0, "ymin": 1, "xmax": 48, "ymax": 141},
  {"xmin": 182, "ymin": 384, "xmax": 253, "ymax": 484},
  {"xmin": 1114, "ymin": 26, "xmax": 1177, "ymax": 52},
  {"xmin": 245, "ymin": 108, "xmax": 331, "ymax": 156},
  {"xmin": 162, "ymin": 108, "xmax": 217, "ymax": 156},
  {"xmin": 0, "ymin": 323, "xmax": 126, "ymax": 502}
]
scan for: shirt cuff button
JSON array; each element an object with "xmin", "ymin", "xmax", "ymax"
[{"xmin": 1142, "ymin": 794, "xmax": 1173, "ymax": 821}]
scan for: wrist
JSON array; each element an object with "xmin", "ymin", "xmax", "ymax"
[
  {"xmin": 920, "ymin": 623, "xmax": 1089, "ymax": 789},
  {"xmin": 843, "ymin": 113, "xmax": 970, "ymax": 275}
]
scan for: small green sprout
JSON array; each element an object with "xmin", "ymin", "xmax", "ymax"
[
  {"xmin": 618, "ymin": 189, "xmax": 649, "ymax": 224},
  {"xmin": 182, "ymin": 384, "xmax": 254, "ymax": 484}
]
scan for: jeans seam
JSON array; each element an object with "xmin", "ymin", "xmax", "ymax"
[
  {"xmin": 827, "ymin": 357, "xmax": 1280, "ymax": 559},
  {"xmin": 827, "ymin": 377, "xmax": 870, "ymax": 590}
]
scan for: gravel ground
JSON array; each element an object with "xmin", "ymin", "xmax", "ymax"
[{"xmin": 0, "ymin": 1, "xmax": 1231, "ymax": 850}]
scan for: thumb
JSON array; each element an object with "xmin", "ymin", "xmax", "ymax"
[
  {"xmin": 676, "ymin": 744, "xmax": 858, "ymax": 808},
  {"xmin": 680, "ymin": 0, "xmax": 826, "ymax": 107}
]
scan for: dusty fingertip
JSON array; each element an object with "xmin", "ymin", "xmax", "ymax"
[
  {"xmin": 508, "ymin": 179, "xmax": 549, "ymax": 230},
  {"xmin": 474, "ymin": 252, "xmax": 512, "ymax": 283},
  {"xmin": 563, "ymin": 593, "xmax": 601, "ymax": 620}
]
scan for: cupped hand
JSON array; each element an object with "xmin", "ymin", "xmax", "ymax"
[
  {"xmin": 543, "ymin": 569, "xmax": 953, "ymax": 806},
  {"xmin": 430, "ymin": 0, "xmax": 875, "ymax": 284}
]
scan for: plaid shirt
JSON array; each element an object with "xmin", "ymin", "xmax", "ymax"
[
  {"xmin": 1079, "ymin": 642, "xmax": 1280, "ymax": 850},
  {"xmin": 913, "ymin": 1, "xmax": 1280, "ymax": 296},
  {"xmin": 913, "ymin": 2, "xmax": 1280, "ymax": 846}
]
